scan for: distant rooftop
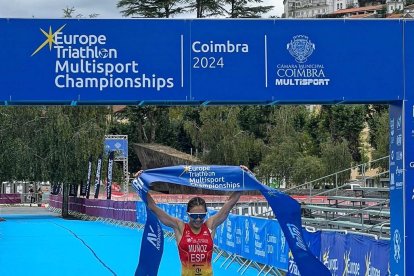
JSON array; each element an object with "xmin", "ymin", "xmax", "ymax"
[{"xmin": 333, "ymin": 4, "xmax": 384, "ymax": 14}]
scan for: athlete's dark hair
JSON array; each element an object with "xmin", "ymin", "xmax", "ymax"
[{"xmin": 187, "ymin": 197, "xmax": 207, "ymax": 212}]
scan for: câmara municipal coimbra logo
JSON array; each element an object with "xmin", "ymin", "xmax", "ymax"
[
  {"xmin": 287, "ymin": 35, "xmax": 315, "ymax": 64},
  {"xmin": 275, "ymin": 34, "xmax": 329, "ymax": 87}
]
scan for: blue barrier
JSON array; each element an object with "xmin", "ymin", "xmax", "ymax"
[{"xmin": 137, "ymin": 201, "xmax": 390, "ymax": 275}]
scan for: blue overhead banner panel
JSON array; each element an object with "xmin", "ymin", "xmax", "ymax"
[
  {"xmin": 265, "ymin": 20, "xmax": 403, "ymax": 103},
  {"xmin": 0, "ymin": 19, "xmax": 404, "ymax": 105},
  {"xmin": 190, "ymin": 19, "xmax": 404, "ymax": 104},
  {"xmin": 0, "ymin": 19, "xmax": 190, "ymax": 104}
]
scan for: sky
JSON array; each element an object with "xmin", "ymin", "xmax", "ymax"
[{"xmin": 0, "ymin": 0, "xmax": 283, "ymax": 19}]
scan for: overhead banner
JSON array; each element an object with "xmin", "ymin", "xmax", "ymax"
[
  {"xmin": 0, "ymin": 19, "xmax": 404, "ymax": 105},
  {"xmin": 132, "ymin": 165, "xmax": 330, "ymax": 276}
]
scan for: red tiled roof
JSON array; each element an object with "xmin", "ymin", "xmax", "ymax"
[
  {"xmin": 387, "ymin": 13, "xmax": 404, "ymax": 18},
  {"xmin": 333, "ymin": 4, "xmax": 384, "ymax": 14},
  {"xmin": 349, "ymin": 13, "xmax": 374, "ymax": 18}
]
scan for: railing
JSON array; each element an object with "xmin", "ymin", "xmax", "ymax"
[
  {"xmin": 284, "ymin": 155, "xmax": 389, "ymax": 200},
  {"xmin": 0, "ymin": 192, "xmax": 49, "ymax": 206},
  {"xmin": 306, "ymin": 170, "xmax": 390, "ymax": 203}
]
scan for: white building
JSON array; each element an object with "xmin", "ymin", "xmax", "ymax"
[
  {"xmin": 386, "ymin": 0, "xmax": 405, "ymax": 14},
  {"xmin": 283, "ymin": 0, "xmax": 359, "ymax": 17}
]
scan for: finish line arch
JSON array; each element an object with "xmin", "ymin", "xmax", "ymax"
[{"xmin": 0, "ymin": 18, "xmax": 412, "ymax": 275}]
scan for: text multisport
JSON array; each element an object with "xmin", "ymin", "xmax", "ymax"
[{"xmin": 50, "ymin": 33, "xmax": 329, "ymax": 91}]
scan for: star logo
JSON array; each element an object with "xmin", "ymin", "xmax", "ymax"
[
  {"xmin": 343, "ymin": 250, "xmax": 351, "ymax": 276},
  {"xmin": 179, "ymin": 165, "xmax": 191, "ymax": 177},
  {"xmin": 31, "ymin": 25, "xmax": 66, "ymax": 56},
  {"xmin": 323, "ymin": 248, "xmax": 330, "ymax": 266}
]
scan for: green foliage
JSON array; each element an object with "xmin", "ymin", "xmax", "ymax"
[
  {"xmin": 366, "ymin": 105, "xmax": 388, "ymax": 149},
  {"xmin": 320, "ymin": 138, "xmax": 353, "ymax": 186},
  {"xmin": 223, "ymin": 0, "xmax": 273, "ymax": 18},
  {"xmin": 0, "ymin": 103, "xmax": 390, "ymax": 190},
  {"xmin": 0, "ymin": 107, "xmax": 110, "ymax": 185},
  {"xmin": 257, "ymin": 139, "xmax": 302, "ymax": 186},
  {"xmin": 116, "ymin": 0, "xmax": 274, "ymax": 18},
  {"xmin": 318, "ymin": 105, "xmax": 366, "ymax": 162},
  {"xmin": 256, "ymin": 106, "xmax": 309, "ymax": 185},
  {"xmin": 62, "ymin": 6, "xmax": 99, "ymax": 18},
  {"xmin": 237, "ymin": 106, "xmax": 273, "ymax": 142},
  {"xmin": 291, "ymin": 156, "xmax": 324, "ymax": 186},
  {"xmin": 186, "ymin": 0, "xmax": 224, "ymax": 18},
  {"xmin": 371, "ymin": 111, "xmax": 389, "ymax": 169},
  {"xmin": 181, "ymin": 106, "xmax": 265, "ymax": 166},
  {"xmin": 117, "ymin": 0, "xmax": 187, "ymax": 18}
]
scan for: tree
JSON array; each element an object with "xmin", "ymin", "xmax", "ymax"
[
  {"xmin": 223, "ymin": 0, "xmax": 273, "ymax": 18},
  {"xmin": 291, "ymin": 156, "xmax": 324, "ymax": 187},
  {"xmin": 256, "ymin": 106, "xmax": 309, "ymax": 186},
  {"xmin": 237, "ymin": 106, "xmax": 273, "ymax": 142},
  {"xmin": 117, "ymin": 0, "xmax": 186, "ymax": 18},
  {"xmin": 319, "ymin": 105, "xmax": 366, "ymax": 162},
  {"xmin": 0, "ymin": 106, "xmax": 110, "ymax": 187},
  {"xmin": 257, "ymin": 139, "xmax": 302, "ymax": 187},
  {"xmin": 186, "ymin": 0, "xmax": 224, "ymax": 18},
  {"xmin": 182, "ymin": 106, "xmax": 264, "ymax": 166},
  {"xmin": 62, "ymin": 6, "xmax": 99, "ymax": 18},
  {"xmin": 365, "ymin": 104, "xmax": 388, "ymax": 149},
  {"xmin": 320, "ymin": 138, "xmax": 353, "ymax": 187},
  {"xmin": 370, "ymin": 111, "xmax": 389, "ymax": 170}
]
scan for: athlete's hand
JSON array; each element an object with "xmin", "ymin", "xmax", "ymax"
[
  {"xmin": 134, "ymin": 170, "xmax": 143, "ymax": 178},
  {"xmin": 240, "ymin": 165, "xmax": 251, "ymax": 173}
]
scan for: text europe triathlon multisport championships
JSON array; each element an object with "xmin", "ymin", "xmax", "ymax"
[
  {"xmin": 187, "ymin": 166, "xmax": 241, "ymax": 189},
  {"xmin": 53, "ymin": 33, "xmax": 174, "ymax": 91}
]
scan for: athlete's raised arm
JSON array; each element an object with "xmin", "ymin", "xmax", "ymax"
[
  {"xmin": 207, "ymin": 191, "xmax": 241, "ymax": 232},
  {"xmin": 146, "ymin": 192, "xmax": 183, "ymax": 231}
]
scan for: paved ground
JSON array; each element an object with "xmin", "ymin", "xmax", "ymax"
[{"xmin": 0, "ymin": 206, "xmax": 57, "ymax": 216}]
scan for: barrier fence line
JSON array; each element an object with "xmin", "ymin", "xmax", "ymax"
[
  {"xmin": 136, "ymin": 201, "xmax": 390, "ymax": 276},
  {"xmin": 48, "ymin": 195, "xmax": 390, "ymax": 276}
]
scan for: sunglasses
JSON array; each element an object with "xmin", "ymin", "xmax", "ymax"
[{"xmin": 187, "ymin": 212, "xmax": 207, "ymax": 220}]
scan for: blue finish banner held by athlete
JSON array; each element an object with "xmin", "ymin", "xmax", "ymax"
[
  {"xmin": 132, "ymin": 165, "xmax": 330, "ymax": 276},
  {"xmin": 0, "ymin": 19, "xmax": 404, "ymax": 105}
]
